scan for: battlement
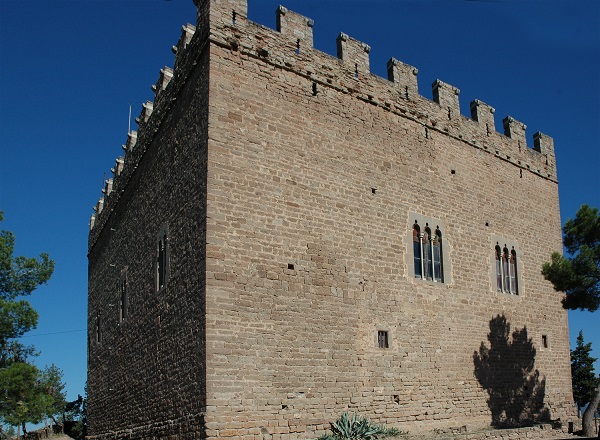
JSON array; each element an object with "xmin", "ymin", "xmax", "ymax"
[{"xmin": 89, "ymin": 0, "xmax": 558, "ymax": 241}]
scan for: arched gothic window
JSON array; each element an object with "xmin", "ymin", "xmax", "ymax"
[
  {"xmin": 495, "ymin": 243, "xmax": 503, "ymax": 292},
  {"xmin": 503, "ymin": 245, "xmax": 511, "ymax": 293},
  {"xmin": 413, "ymin": 221, "xmax": 443, "ymax": 283},
  {"xmin": 495, "ymin": 242, "xmax": 518, "ymax": 294},
  {"xmin": 509, "ymin": 247, "xmax": 518, "ymax": 294},
  {"xmin": 423, "ymin": 226, "xmax": 432, "ymax": 280},
  {"xmin": 413, "ymin": 222, "xmax": 422, "ymax": 279},
  {"xmin": 433, "ymin": 227, "xmax": 443, "ymax": 282}
]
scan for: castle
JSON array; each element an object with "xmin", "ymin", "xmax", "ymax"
[{"xmin": 87, "ymin": 0, "xmax": 575, "ymax": 438}]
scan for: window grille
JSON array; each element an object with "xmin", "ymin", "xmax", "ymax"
[{"xmin": 377, "ymin": 331, "xmax": 389, "ymax": 349}]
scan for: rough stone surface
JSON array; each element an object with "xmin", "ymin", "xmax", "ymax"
[{"xmin": 87, "ymin": 1, "xmax": 574, "ymax": 438}]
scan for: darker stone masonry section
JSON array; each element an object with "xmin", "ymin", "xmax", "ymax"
[{"xmin": 87, "ymin": 0, "xmax": 573, "ymax": 439}]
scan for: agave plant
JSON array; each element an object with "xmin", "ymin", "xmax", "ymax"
[{"xmin": 317, "ymin": 412, "xmax": 402, "ymax": 440}]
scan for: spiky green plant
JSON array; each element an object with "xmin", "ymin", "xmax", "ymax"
[{"xmin": 317, "ymin": 412, "xmax": 403, "ymax": 440}]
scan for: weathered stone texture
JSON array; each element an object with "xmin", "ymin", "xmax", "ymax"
[{"xmin": 88, "ymin": 0, "xmax": 574, "ymax": 438}]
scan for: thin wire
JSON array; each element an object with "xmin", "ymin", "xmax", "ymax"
[{"xmin": 20, "ymin": 329, "xmax": 85, "ymax": 338}]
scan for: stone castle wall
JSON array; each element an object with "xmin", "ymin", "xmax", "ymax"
[
  {"xmin": 87, "ymin": 0, "xmax": 574, "ymax": 438},
  {"xmin": 87, "ymin": 20, "xmax": 210, "ymax": 438}
]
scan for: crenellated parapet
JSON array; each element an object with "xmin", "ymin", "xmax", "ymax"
[
  {"xmin": 89, "ymin": 0, "xmax": 558, "ymax": 241},
  {"xmin": 276, "ymin": 6, "xmax": 314, "ymax": 50},
  {"xmin": 88, "ymin": 16, "xmax": 200, "ymax": 242},
  {"xmin": 172, "ymin": 23, "xmax": 196, "ymax": 70},
  {"xmin": 432, "ymin": 80, "xmax": 460, "ymax": 120},
  {"xmin": 152, "ymin": 66, "xmax": 174, "ymax": 102},
  {"xmin": 387, "ymin": 58, "xmax": 419, "ymax": 100},
  {"xmin": 470, "ymin": 99, "xmax": 496, "ymax": 134},
  {"xmin": 336, "ymin": 33, "xmax": 371, "ymax": 77}
]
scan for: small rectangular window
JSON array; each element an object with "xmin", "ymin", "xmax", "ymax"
[
  {"xmin": 377, "ymin": 331, "xmax": 389, "ymax": 349},
  {"xmin": 542, "ymin": 335, "xmax": 548, "ymax": 348}
]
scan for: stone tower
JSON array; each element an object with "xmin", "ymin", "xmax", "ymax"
[{"xmin": 87, "ymin": 0, "xmax": 574, "ymax": 438}]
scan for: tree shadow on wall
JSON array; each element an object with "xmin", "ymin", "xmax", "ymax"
[{"xmin": 473, "ymin": 314, "xmax": 550, "ymax": 428}]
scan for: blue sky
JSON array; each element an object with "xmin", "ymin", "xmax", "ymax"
[{"xmin": 0, "ymin": 0, "xmax": 599, "ymax": 406}]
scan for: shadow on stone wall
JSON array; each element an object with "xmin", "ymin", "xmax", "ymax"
[{"xmin": 473, "ymin": 314, "xmax": 550, "ymax": 428}]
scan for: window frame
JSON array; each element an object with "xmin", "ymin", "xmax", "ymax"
[
  {"xmin": 377, "ymin": 330, "xmax": 389, "ymax": 349},
  {"xmin": 491, "ymin": 236, "xmax": 521, "ymax": 296},
  {"xmin": 407, "ymin": 213, "xmax": 451, "ymax": 285}
]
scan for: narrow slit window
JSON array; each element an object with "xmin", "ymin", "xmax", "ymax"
[
  {"xmin": 156, "ymin": 228, "xmax": 168, "ymax": 292},
  {"xmin": 119, "ymin": 270, "xmax": 128, "ymax": 322},
  {"xmin": 95, "ymin": 315, "xmax": 102, "ymax": 344}
]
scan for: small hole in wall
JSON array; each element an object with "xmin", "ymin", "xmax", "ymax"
[
  {"xmin": 451, "ymin": 169, "xmax": 456, "ymax": 175},
  {"xmin": 288, "ymin": 263, "xmax": 295, "ymax": 270},
  {"xmin": 485, "ymin": 222, "xmax": 489, "ymax": 227},
  {"xmin": 371, "ymin": 188, "xmax": 377, "ymax": 194},
  {"xmin": 354, "ymin": 63, "xmax": 359, "ymax": 78},
  {"xmin": 312, "ymin": 83, "xmax": 318, "ymax": 96},
  {"xmin": 542, "ymin": 335, "xmax": 548, "ymax": 348},
  {"xmin": 295, "ymin": 39, "xmax": 300, "ymax": 55},
  {"xmin": 520, "ymin": 169, "xmax": 523, "ymax": 178},
  {"xmin": 393, "ymin": 395, "xmax": 400, "ymax": 404},
  {"xmin": 281, "ymin": 404, "xmax": 288, "ymax": 410},
  {"xmin": 232, "ymin": 10, "xmax": 236, "ymax": 25}
]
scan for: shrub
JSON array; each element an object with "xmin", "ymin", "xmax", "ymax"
[{"xmin": 317, "ymin": 412, "xmax": 403, "ymax": 440}]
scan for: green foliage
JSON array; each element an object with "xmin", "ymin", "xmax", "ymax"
[
  {"xmin": 542, "ymin": 204, "xmax": 600, "ymax": 311},
  {"xmin": 571, "ymin": 331, "xmax": 599, "ymax": 410},
  {"xmin": 0, "ymin": 363, "xmax": 66, "ymax": 432},
  {"xmin": 0, "ymin": 212, "xmax": 54, "ymax": 301},
  {"xmin": 0, "ymin": 212, "xmax": 54, "ymax": 366},
  {"xmin": 542, "ymin": 205, "xmax": 600, "ymax": 437},
  {"xmin": 40, "ymin": 364, "xmax": 67, "ymax": 422},
  {"xmin": 0, "ymin": 362, "xmax": 52, "ymax": 428},
  {"xmin": 317, "ymin": 413, "xmax": 403, "ymax": 440},
  {"xmin": 0, "ymin": 212, "xmax": 59, "ymax": 432}
]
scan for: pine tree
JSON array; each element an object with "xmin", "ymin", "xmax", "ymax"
[
  {"xmin": 543, "ymin": 204, "xmax": 600, "ymax": 437},
  {"xmin": 571, "ymin": 331, "xmax": 599, "ymax": 416}
]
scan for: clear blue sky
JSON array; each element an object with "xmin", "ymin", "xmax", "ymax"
[{"xmin": 1, "ymin": 0, "xmax": 599, "ymax": 405}]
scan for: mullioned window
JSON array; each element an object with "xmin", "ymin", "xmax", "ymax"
[{"xmin": 407, "ymin": 213, "xmax": 450, "ymax": 284}]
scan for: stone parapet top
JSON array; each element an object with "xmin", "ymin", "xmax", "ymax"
[{"xmin": 89, "ymin": 0, "xmax": 558, "ymax": 242}]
